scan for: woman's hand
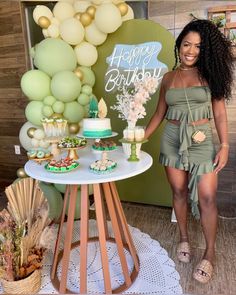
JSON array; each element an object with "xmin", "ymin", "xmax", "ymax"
[{"xmin": 213, "ymin": 146, "xmax": 229, "ymax": 174}]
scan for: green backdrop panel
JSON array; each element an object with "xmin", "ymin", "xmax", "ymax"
[{"xmin": 92, "ymin": 19, "xmax": 175, "ymax": 206}]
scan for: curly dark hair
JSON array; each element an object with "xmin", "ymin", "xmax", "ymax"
[{"xmin": 173, "ymin": 19, "xmax": 234, "ymax": 100}]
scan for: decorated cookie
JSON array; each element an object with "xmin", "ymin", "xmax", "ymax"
[{"xmin": 45, "ymin": 157, "xmax": 79, "ymax": 173}]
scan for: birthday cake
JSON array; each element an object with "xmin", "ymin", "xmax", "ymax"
[{"xmin": 83, "ymin": 97, "xmax": 112, "ymax": 137}]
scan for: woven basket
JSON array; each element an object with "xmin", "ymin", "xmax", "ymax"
[{"xmin": 1, "ymin": 269, "xmax": 41, "ymax": 294}]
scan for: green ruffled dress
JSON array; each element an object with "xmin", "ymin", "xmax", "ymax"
[{"xmin": 159, "ymin": 86, "xmax": 216, "ymax": 218}]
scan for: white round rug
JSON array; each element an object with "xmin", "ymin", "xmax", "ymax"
[{"xmin": 0, "ymin": 220, "xmax": 182, "ymax": 294}]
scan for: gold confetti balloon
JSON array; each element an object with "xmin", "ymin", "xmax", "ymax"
[
  {"xmin": 27, "ymin": 127, "xmax": 36, "ymax": 138},
  {"xmin": 16, "ymin": 168, "xmax": 28, "ymax": 178},
  {"xmin": 117, "ymin": 2, "xmax": 128, "ymax": 16},
  {"xmin": 74, "ymin": 68, "xmax": 84, "ymax": 81},
  {"xmin": 69, "ymin": 123, "xmax": 80, "ymax": 134},
  {"xmin": 80, "ymin": 12, "xmax": 92, "ymax": 27},
  {"xmin": 86, "ymin": 6, "xmax": 96, "ymax": 18},
  {"xmin": 38, "ymin": 16, "xmax": 51, "ymax": 29}
]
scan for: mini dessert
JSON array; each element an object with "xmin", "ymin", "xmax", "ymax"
[
  {"xmin": 58, "ymin": 137, "xmax": 87, "ymax": 148},
  {"xmin": 89, "ymin": 159, "xmax": 117, "ymax": 174},
  {"xmin": 92, "ymin": 140, "xmax": 116, "ymax": 151},
  {"xmin": 27, "ymin": 149, "xmax": 51, "ymax": 160},
  {"xmin": 41, "ymin": 118, "xmax": 67, "ymax": 137},
  {"xmin": 83, "ymin": 98, "xmax": 112, "ymax": 137},
  {"xmin": 45, "ymin": 157, "xmax": 79, "ymax": 173}
]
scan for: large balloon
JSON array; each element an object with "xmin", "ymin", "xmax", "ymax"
[
  {"xmin": 95, "ymin": 3, "xmax": 122, "ymax": 33},
  {"xmin": 74, "ymin": 42, "xmax": 98, "ymax": 66},
  {"xmin": 39, "ymin": 182, "xmax": 63, "ymax": 221},
  {"xmin": 21, "ymin": 70, "xmax": 51, "ymax": 101},
  {"xmin": 34, "ymin": 38, "xmax": 77, "ymax": 77},
  {"xmin": 25, "ymin": 101, "xmax": 44, "ymax": 126},
  {"xmin": 53, "ymin": 2, "xmax": 75, "ymax": 21},
  {"xmin": 19, "ymin": 121, "xmax": 38, "ymax": 151},
  {"xmin": 78, "ymin": 66, "xmax": 96, "ymax": 86},
  {"xmin": 63, "ymin": 101, "xmax": 85, "ymax": 123},
  {"xmin": 74, "ymin": 0, "xmax": 90, "ymax": 13},
  {"xmin": 51, "ymin": 71, "xmax": 81, "ymax": 102},
  {"xmin": 85, "ymin": 23, "xmax": 107, "ymax": 46},
  {"xmin": 33, "ymin": 5, "xmax": 53, "ymax": 24},
  {"xmin": 59, "ymin": 18, "xmax": 85, "ymax": 45}
]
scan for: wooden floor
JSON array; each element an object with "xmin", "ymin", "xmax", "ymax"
[{"xmin": 1, "ymin": 192, "xmax": 235, "ymax": 295}]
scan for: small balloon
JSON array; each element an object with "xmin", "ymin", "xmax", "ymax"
[
  {"xmin": 27, "ymin": 127, "xmax": 36, "ymax": 138},
  {"xmin": 117, "ymin": 2, "xmax": 128, "ymax": 16},
  {"xmin": 74, "ymin": 67, "xmax": 84, "ymax": 80},
  {"xmin": 86, "ymin": 6, "xmax": 96, "ymax": 18},
  {"xmin": 80, "ymin": 12, "xmax": 92, "ymax": 27},
  {"xmin": 74, "ymin": 12, "xmax": 81, "ymax": 20},
  {"xmin": 68, "ymin": 123, "xmax": 80, "ymax": 134},
  {"xmin": 16, "ymin": 168, "xmax": 28, "ymax": 178},
  {"xmin": 38, "ymin": 16, "xmax": 51, "ymax": 29}
]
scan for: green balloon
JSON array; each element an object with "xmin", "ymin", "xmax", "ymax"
[
  {"xmin": 65, "ymin": 190, "xmax": 81, "ymax": 220},
  {"xmin": 77, "ymin": 93, "xmax": 90, "ymax": 106},
  {"xmin": 44, "ymin": 95, "xmax": 56, "ymax": 106},
  {"xmin": 34, "ymin": 38, "xmax": 77, "ymax": 77},
  {"xmin": 21, "ymin": 70, "xmax": 51, "ymax": 101},
  {"xmin": 63, "ymin": 101, "xmax": 85, "ymax": 123},
  {"xmin": 81, "ymin": 84, "xmax": 92, "ymax": 96},
  {"xmin": 39, "ymin": 182, "xmax": 63, "ymax": 221},
  {"xmin": 43, "ymin": 105, "xmax": 54, "ymax": 117},
  {"xmin": 54, "ymin": 183, "xmax": 67, "ymax": 193},
  {"xmin": 52, "ymin": 101, "xmax": 65, "ymax": 113},
  {"xmin": 51, "ymin": 71, "xmax": 81, "ymax": 102},
  {"xmin": 25, "ymin": 101, "xmax": 44, "ymax": 126},
  {"xmin": 79, "ymin": 66, "xmax": 95, "ymax": 87}
]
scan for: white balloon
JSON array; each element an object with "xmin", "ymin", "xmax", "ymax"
[
  {"xmin": 51, "ymin": 17, "xmax": 60, "ymax": 26},
  {"xmin": 33, "ymin": 5, "xmax": 53, "ymax": 24},
  {"xmin": 112, "ymin": 0, "xmax": 124, "ymax": 3},
  {"xmin": 42, "ymin": 28, "xmax": 49, "ymax": 38},
  {"xmin": 92, "ymin": 0, "xmax": 103, "ymax": 4},
  {"xmin": 48, "ymin": 24, "xmax": 60, "ymax": 38},
  {"xmin": 33, "ymin": 129, "xmax": 45, "ymax": 140},
  {"xmin": 53, "ymin": 2, "xmax": 75, "ymax": 22},
  {"xmin": 74, "ymin": 42, "xmax": 98, "ymax": 66},
  {"xmin": 39, "ymin": 139, "xmax": 50, "ymax": 149},
  {"xmin": 31, "ymin": 138, "xmax": 40, "ymax": 148},
  {"xmin": 19, "ymin": 122, "xmax": 37, "ymax": 151},
  {"xmin": 122, "ymin": 5, "xmax": 134, "ymax": 21},
  {"xmin": 74, "ymin": 0, "xmax": 91, "ymax": 13},
  {"xmin": 58, "ymin": 0, "xmax": 75, "ymax": 3},
  {"xmin": 60, "ymin": 18, "xmax": 85, "ymax": 45},
  {"xmin": 95, "ymin": 3, "xmax": 122, "ymax": 33},
  {"xmin": 85, "ymin": 22, "xmax": 107, "ymax": 45}
]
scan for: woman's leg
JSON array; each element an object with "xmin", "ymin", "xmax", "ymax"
[
  {"xmin": 198, "ymin": 172, "xmax": 218, "ymax": 264},
  {"xmin": 165, "ymin": 166, "xmax": 189, "ymax": 242}
]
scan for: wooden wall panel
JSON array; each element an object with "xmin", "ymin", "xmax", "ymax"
[{"xmin": 0, "ymin": 1, "xmax": 28, "ymax": 191}]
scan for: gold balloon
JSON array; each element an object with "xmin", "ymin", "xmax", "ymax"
[
  {"xmin": 117, "ymin": 3, "xmax": 128, "ymax": 16},
  {"xmin": 27, "ymin": 127, "xmax": 36, "ymax": 138},
  {"xmin": 74, "ymin": 12, "xmax": 81, "ymax": 21},
  {"xmin": 80, "ymin": 12, "xmax": 92, "ymax": 27},
  {"xmin": 86, "ymin": 6, "xmax": 96, "ymax": 18},
  {"xmin": 74, "ymin": 68, "xmax": 84, "ymax": 81},
  {"xmin": 16, "ymin": 168, "xmax": 28, "ymax": 179},
  {"xmin": 50, "ymin": 113, "xmax": 64, "ymax": 119},
  {"xmin": 38, "ymin": 16, "xmax": 51, "ymax": 29},
  {"xmin": 69, "ymin": 123, "xmax": 80, "ymax": 134}
]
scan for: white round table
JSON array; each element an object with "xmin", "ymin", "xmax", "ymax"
[{"xmin": 25, "ymin": 147, "xmax": 153, "ymax": 294}]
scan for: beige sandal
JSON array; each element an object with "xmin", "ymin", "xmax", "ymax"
[
  {"xmin": 177, "ymin": 241, "xmax": 191, "ymax": 263},
  {"xmin": 193, "ymin": 259, "xmax": 213, "ymax": 284}
]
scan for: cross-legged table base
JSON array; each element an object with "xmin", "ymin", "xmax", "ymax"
[{"xmin": 51, "ymin": 182, "xmax": 139, "ymax": 294}]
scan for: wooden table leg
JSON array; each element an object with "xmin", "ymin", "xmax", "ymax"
[
  {"xmin": 109, "ymin": 182, "xmax": 139, "ymax": 272},
  {"xmin": 79, "ymin": 184, "xmax": 89, "ymax": 294},
  {"xmin": 59, "ymin": 184, "xmax": 77, "ymax": 293},
  {"xmin": 93, "ymin": 183, "xmax": 112, "ymax": 294},
  {"xmin": 102, "ymin": 182, "xmax": 132, "ymax": 287},
  {"xmin": 51, "ymin": 185, "xmax": 70, "ymax": 280}
]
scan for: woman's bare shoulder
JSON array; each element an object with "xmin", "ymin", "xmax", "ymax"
[{"xmin": 162, "ymin": 70, "xmax": 178, "ymax": 88}]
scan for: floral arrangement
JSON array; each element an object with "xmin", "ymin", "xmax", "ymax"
[{"xmin": 111, "ymin": 76, "xmax": 159, "ymax": 127}]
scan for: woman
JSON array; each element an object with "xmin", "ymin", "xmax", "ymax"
[{"xmin": 145, "ymin": 19, "xmax": 233, "ymax": 283}]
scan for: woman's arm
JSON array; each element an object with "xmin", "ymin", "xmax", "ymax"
[
  {"xmin": 145, "ymin": 77, "xmax": 168, "ymax": 139},
  {"xmin": 212, "ymin": 98, "xmax": 229, "ymax": 174}
]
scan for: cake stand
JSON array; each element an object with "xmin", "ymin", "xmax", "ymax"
[
  {"xmin": 119, "ymin": 139, "xmax": 148, "ymax": 161},
  {"xmin": 61, "ymin": 146, "xmax": 86, "ymax": 161}
]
